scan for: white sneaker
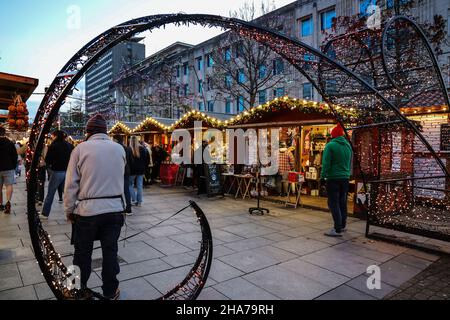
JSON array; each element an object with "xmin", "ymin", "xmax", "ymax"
[
  {"xmin": 125, "ymin": 211, "xmax": 134, "ymax": 216},
  {"xmin": 324, "ymin": 229, "xmax": 342, "ymax": 237}
]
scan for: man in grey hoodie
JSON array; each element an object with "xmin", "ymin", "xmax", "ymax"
[{"xmin": 65, "ymin": 114, "xmax": 126, "ymax": 300}]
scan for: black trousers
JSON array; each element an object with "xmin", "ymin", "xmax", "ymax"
[
  {"xmin": 72, "ymin": 213, "xmax": 124, "ymax": 297},
  {"xmin": 326, "ymin": 179, "xmax": 349, "ymax": 233}
]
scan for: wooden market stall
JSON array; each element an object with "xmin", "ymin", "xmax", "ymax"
[
  {"xmin": 108, "ymin": 122, "xmax": 132, "ymax": 143},
  {"xmin": 227, "ymin": 96, "xmax": 357, "ymax": 213},
  {"xmin": 169, "ymin": 111, "xmax": 229, "ymax": 193},
  {"xmin": 0, "ymin": 72, "xmax": 38, "ymax": 139}
]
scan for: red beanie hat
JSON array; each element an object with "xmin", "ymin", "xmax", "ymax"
[
  {"xmin": 86, "ymin": 114, "xmax": 107, "ymax": 135},
  {"xmin": 331, "ymin": 124, "xmax": 345, "ymax": 139}
]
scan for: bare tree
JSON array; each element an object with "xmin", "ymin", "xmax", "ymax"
[{"xmin": 209, "ymin": 0, "xmax": 290, "ymax": 110}]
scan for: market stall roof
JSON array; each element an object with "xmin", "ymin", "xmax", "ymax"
[
  {"xmin": 0, "ymin": 72, "xmax": 39, "ymax": 110},
  {"xmin": 108, "ymin": 122, "xmax": 132, "ymax": 136},
  {"xmin": 227, "ymin": 96, "xmax": 356, "ymax": 129},
  {"xmin": 133, "ymin": 117, "xmax": 171, "ymax": 133},
  {"xmin": 169, "ymin": 110, "xmax": 227, "ymax": 131}
]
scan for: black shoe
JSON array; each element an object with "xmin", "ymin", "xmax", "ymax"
[
  {"xmin": 58, "ymin": 199, "xmax": 63, "ymax": 202},
  {"xmin": 105, "ymin": 289, "xmax": 120, "ymax": 300},
  {"xmin": 0, "ymin": 204, "xmax": 4, "ymax": 211},
  {"xmin": 4, "ymin": 202, "xmax": 11, "ymax": 214}
]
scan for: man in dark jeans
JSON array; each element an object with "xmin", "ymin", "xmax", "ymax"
[
  {"xmin": 65, "ymin": 114, "xmax": 126, "ymax": 299},
  {"xmin": 114, "ymin": 136, "xmax": 133, "ymax": 215},
  {"xmin": 321, "ymin": 124, "xmax": 352, "ymax": 237}
]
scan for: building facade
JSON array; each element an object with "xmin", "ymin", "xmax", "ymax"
[
  {"xmin": 113, "ymin": 0, "xmax": 450, "ymax": 122},
  {"xmin": 85, "ymin": 38, "xmax": 145, "ymax": 115}
]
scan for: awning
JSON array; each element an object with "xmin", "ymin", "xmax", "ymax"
[{"xmin": 0, "ymin": 72, "xmax": 39, "ymax": 110}]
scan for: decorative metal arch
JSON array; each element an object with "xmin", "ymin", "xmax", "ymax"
[
  {"xmin": 321, "ymin": 15, "xmax": 450, "ymax": 242},
  {"xmin": 26, "ymin": 13, "xmax": 450, "ymax": 300}
]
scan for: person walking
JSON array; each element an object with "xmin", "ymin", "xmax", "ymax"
[
  {"xmin": 321, "ymin": 124, "xmax": 352, "ymax": 237},
  {"xmin": 65, "ymin": 114, "xmax": 126, "ymax": 300},
  {"xmin": 114, "ymin": 136, "xmax": 133, "ymax": 215},
  {"xmin": 129, "ymin": 136, "xmax": 149, "ymax": 207},
  {"xmin": 0, "ymin": 126, "xmax": 18, "ymax": 214},
  {"xmin": 40, "ymin": 131, "xmax": 73, "ymax": 219}
]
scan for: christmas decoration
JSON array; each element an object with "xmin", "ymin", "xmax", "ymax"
[{"xmin": 7, "ymin": 95, "xmax": 29, "ymax": 132}]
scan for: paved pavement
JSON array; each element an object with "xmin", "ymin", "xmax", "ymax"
[
  {"xmin": 385, "ymin": 256, "xmax": 450, "ymax": 300},
  {"xmin": 0, "ymin": 176, "xmax": 448, "ymax": 300}
]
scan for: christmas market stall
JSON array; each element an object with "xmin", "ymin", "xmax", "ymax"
[
  {"xmin": 352, "ymin": 92, "xmax": 450, "ymax": 234},
  {"xmin": 168, "ymin": 110, "xmax": 229, "ymax": 193},
  {"xmin": 108, "ymin": 121, "xmax": 133, "ymax": 142},
  {"xmin": 132, "ymin": 116, "xmax": 173, "ymax": 147},
  {"xmin": 0, "ymin": 72, "xmax": 38, "ymax": 139},
  {"xmin": 227, "ymin": 96, "xmax": 358, "ymax": 212}
]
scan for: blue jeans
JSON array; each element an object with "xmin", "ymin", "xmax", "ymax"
[
  {"xmin": 326, "ymin": 179, "xmax": 349, "ymax": 233},
  {"xmin": 129, "ymin": 175, "xmax": 143, "ymax": 204},
  {"xmin": 72, "ymin": 213, "xmax": 124, "ymax": 297},
  {"xmin": 42, "ymin": 170, "xmax": 66, "ymax": 216}
]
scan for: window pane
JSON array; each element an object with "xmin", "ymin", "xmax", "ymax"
[
  {"xmin": 259, "ymin": 65, "xmax": 266, "ymax": 79},
  {"xmin": 321, "ymin": 8, "xmax": 336, "ymax": 31},
  {"xmin": 225, "ymin": 99, "xmax": 232, "ymax": 113},
  {"xmin": 258, "ymin": 90, "xmax": 267, "ymax": 104},
  {"xmin": 303, "ymin": 83, "xmax": 312, "ymax": 100},
  {"xmin": 301, "ymin": 17, "xmax": 312, "ymax": 37}
]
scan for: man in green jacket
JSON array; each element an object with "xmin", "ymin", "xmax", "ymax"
[{"xmin": 321, "ymin": 124, "xmax": 352, "ymax": 237}]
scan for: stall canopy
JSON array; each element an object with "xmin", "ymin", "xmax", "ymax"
[
  {"xmin": 0, "ymin": 72, "xmax": 38, "ymax": 124},
  {"xmin": 108, "ymin": 122, "xmax": 132, "ymax": 136},
  {"xmin": 227, "ymin": 96, "xmax": 357, "ymax": 129},
  {"xmin": 133, "ymin": 117, "xmax": 171, "ymax": 134},
  {"xmin": 0, "ymin": 72, "xmax": 39, "ymax": 110},
  {"xmin": 169, "ymin": 110, "xmax": 229, "ymax": 131}
]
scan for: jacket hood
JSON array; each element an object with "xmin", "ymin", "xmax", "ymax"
[{"xmin": 332, "ymin": 136, "xmax": 350, "ymax": 145}]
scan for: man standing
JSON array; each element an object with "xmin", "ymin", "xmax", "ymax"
[
  {"xmin": 0, "ymin": 126, "xmax": 18, "ymax": 214},
  {"xmin": 321, "ymin": 124, "xmax": 352, "ymax": 237},
  {"xmin": 65, "ymin": 114, "xmax": 125, "ymax": 300},
  {"xmin": 277, "ymin": 141, "xmax": 294, "ymax": 196},
  {"xmin": 114, "ymin": 136, "xmax": 133, "ymax": 215},
  {"xmin": 40, "ymin": 131, "xmax": 73, "ymax": 219}
]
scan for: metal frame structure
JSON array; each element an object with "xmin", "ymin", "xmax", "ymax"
[{"xmin": 26, "ymin": 13, "xmax": 449, "ymax": 300}]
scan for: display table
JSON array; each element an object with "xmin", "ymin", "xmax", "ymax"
[
  {"xmin": 234, "ymin": 174, "xmax": 253, "ymax": 200},
  {"xmin": 222, "ymin": 172, "xmax": 236, "ymax": 195}
]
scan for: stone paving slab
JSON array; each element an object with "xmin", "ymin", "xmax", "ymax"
[{"xmin": 0, "ymin": 178, "xmax": 446, "ymax": 300}]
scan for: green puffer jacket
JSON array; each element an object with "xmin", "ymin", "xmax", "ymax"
[{"xmin": 321, "ymin": 136, "xmax": 352, "ymax": 180}]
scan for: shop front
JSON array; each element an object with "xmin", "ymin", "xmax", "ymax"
[
  {"xmin": 169, "ymin": 111, "xmax": 227, "ymax": 192},
  {"xmin": 226, "ymin": 97, "xmax": 358, "ymax": 213}
]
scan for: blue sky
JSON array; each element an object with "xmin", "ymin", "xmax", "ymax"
[{"xmin": 0, "ymin": 0, "xmax": 294, "ymax": 118}]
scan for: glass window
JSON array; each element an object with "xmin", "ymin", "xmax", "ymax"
[
  {"xmin": 207, "ymin": 101, "xmax": 214, "ymax": 112},
  {"xmin": 225, "ymin": 74, "xmax": 232, "ymax": 88},
  {"xmin": 274, "ymin": 87, "xmax": 285, "ymax": 98},
  {"xmin": 198, "ymin": 101, "xmax": 205, "ymax": 111},
  {"xmin": 196, "ymin": 57, "xmax": 203, "ymax": 71},
  {"xmin": 176, "ymin": 66, "xmax": 180, "ymax": 78},
  {"xmin": 207, "ymin": 54, "xmax": 214, "ymax": 67},
  {"xmin": 183, "ymin": 84, "xmax": 189, "ymax": 96},
  {"xmin": 301, "ymin": 17, "xmax": 313, "ymax": 37},
  {"xmin": 183, "ymin": 63, "xmax": 189, "ymax": 76},
  {"xmin": 198, "ymin": 80, "xmax": 203, "ymax": 94},
  {"xmin": 225, "ymin": 48, "xmax": 231, "ymax": 61},
  {"xmin": 259, "ymin": 65, "xmax": 267, "ymax": 79},
  {"xmin": 238, "ymin": 69, "xmax": 246, "ymax": 84},
  {"xmin": 321, "ymin": 8, "xmax": 336, "ymax": 31},
  {"xmin": 302, "ymin": 83, "xmax": 312, "ymax": 100},
  {"xmin": 325, "ymin": 80, "xmax": 337, "ymax": 94},
  {"xmin": 360, "ymin": 0, "xmax": 376, "ymax": 17},
  {"xmin": 273, "ymin": 58, "xmax": 284, "ymax": 75},
  {"xmin": 225, "ymin": 99, "xmax": 232, "ymax": 114},
  {"xmin": 237, "ymin": 96, "xmax": 245, "ymax": 112},
  {"xmin": 387, "ymin": 0, "xmax": 410, "ymax": 9},
  {"xmin": 258, "ymin": 90, "xmax": 267, "ymax": 104}
]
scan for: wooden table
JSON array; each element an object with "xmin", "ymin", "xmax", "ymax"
[
  {"xmin": 285, "ymin": 182, "xmax": 303, "ymax": 208},
  {"xmin": 222, "ymin": 173, "xmax": 236, "ymax": 195},
  {"xmin": 234, "ymin": 174, "xmax": 253, "ymax": 200}
]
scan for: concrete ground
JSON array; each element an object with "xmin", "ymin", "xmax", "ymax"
[{"xmin": 0, "ymin": 176, "xmax": 447, "ymax": 300}]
